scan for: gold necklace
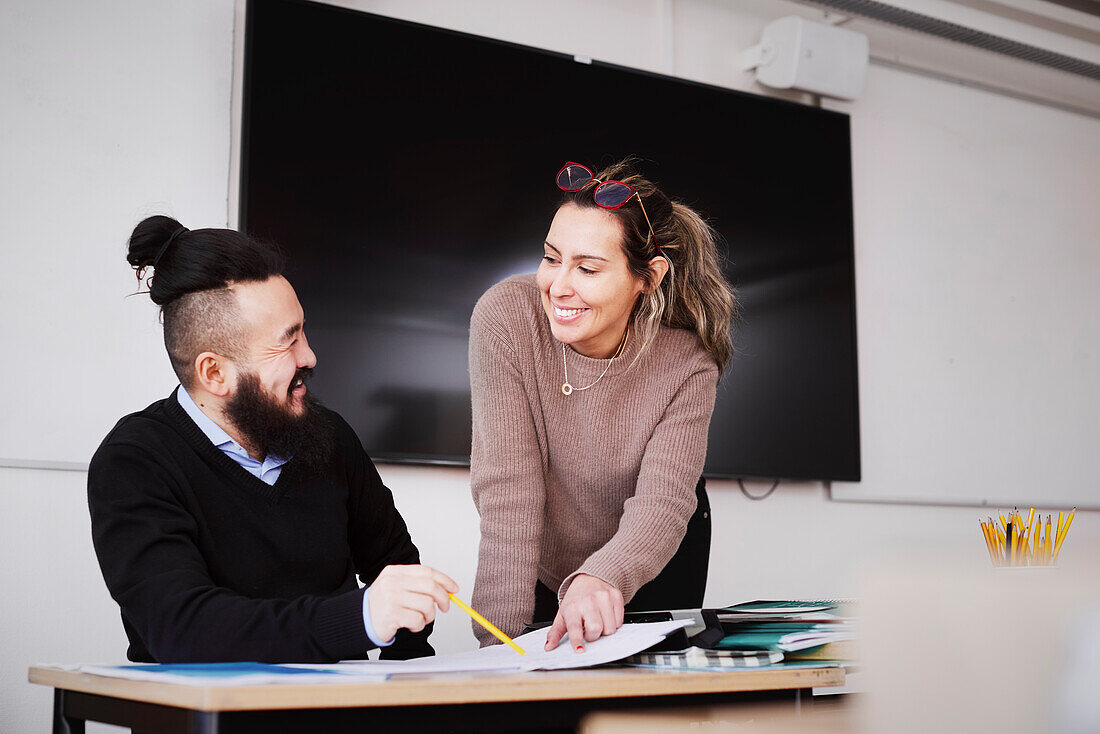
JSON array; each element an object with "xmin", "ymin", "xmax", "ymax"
[{"xmin": 561, "ymin": 330, "xmax": 629, "ymax": 396}]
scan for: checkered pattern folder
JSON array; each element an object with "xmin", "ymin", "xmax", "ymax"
[{"xmin": 625, "ymin": 647, "xmax": 784, "ymax": 669}]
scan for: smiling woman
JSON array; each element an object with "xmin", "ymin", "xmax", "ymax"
[{"xmin": 469, "ymin": 159, "xmax": 736, "ymax": 652}]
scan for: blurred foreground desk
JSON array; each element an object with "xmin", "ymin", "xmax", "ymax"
[{"xmin": 30, "ymin": 664, "xmax": 843, "ymax": 734}]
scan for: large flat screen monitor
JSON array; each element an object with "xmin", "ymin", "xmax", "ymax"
[{"xmin": 241, "ymin": 0, "xmax": 861, "ymax": 481}]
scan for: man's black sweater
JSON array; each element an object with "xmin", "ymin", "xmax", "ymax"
[{"xmin": 88, "ymin": 388, "xmax": 431, "ymax": 663}]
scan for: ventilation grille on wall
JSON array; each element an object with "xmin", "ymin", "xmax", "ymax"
[{"xmin": 807, "ymin": 0, "xmax": 1100, "ymax": 81}]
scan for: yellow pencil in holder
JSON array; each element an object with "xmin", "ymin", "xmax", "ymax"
[
  {"xmin": 1052, "ymin": 508, "xmax": 1075, "ymax": 563},
  {"xmin": 1041, "ymin": 516, "xmax": 1052, "ymax": 565},
  {"xmin": 979, "ymin": 521, "xmax": 999, "ymax": 565}
]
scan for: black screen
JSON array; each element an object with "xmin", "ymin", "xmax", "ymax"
[{"xmin": 241, "ymin": 0, "xmax": 861, "ymax": 481}]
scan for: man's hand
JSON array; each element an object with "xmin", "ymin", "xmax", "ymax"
[
  {"xmin": 544, "ymin": 574, "xmax": 624, "ymax": 653},
  {"xmin": 368, "ymin": 565, "xmax": 458, "ymax": 643}
]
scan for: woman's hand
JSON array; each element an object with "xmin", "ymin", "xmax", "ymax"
[{"xmin": 544, "ymin": 574, "xmax": 624, "ymax": 652}]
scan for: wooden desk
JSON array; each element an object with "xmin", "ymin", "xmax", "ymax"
[
  {"xmin": 581, "ymin": 700, "xmax": 856, "ymax": 734},
  {"xmin": 30, "ymin": 664, "xmax": 843, "ymax": 734}
]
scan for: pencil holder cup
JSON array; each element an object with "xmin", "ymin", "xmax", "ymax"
[{"xmin": 979, "ymin": 509, "xmax": 1074, "ymax": 568}]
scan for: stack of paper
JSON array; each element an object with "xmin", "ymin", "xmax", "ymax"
[{"xmin": 716, "ymin": 599, "xmax": 856, "ymax": 657}]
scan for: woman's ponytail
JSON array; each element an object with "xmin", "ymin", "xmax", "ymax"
[{"xmin": 660, "ymin": 202, "xmax": 735, "ymax": 372}]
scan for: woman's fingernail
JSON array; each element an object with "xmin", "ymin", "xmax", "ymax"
[{"xmin": 576, "ymin": 645, "xmax": 584, "ymax": 652}]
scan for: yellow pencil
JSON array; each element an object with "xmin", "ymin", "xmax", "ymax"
[
  {"xmin": 1032, "ymin": 516, "xmax": 1041, "ymax": 563},
  {"xmin": 985, "ymin": 519, "xmax": 1003, "ymax": 567},
  {"xmin": 989, "ymin": 517, "xmax": 1002, "ymax": 562},
  {"xmin": 448, "ymin": 593, "xmax": 526, "ymax": 655},
  {"xmin": 1011, "ymin": 512, "xmax": 1022, "ymax": 565},
  {"xmin": 988, "ymin": 521, "xmax": 1001, "ymax": 565},
  {"xmin": 1060, "ymin": 508, "xmax": 1076, "ymax": 544},
  {"xmin": 1020, "ymin": 510, "xmax": 1029, "ymax": 567},
  {"xmin": 1053, "ymin": 508, "xmax": 1075, "ymax": 564},
  {"xmin": 1043, "ymin": 515, "xmax": 1052, "ymax": 565}
]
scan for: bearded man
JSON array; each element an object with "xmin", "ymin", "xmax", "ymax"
[{"xmin": 88, "ymin": 216, "xmax": 455, "ymax": 663}]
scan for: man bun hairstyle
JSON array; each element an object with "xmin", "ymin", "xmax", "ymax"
[
  {"xmin": 560, "ymin": 159, "xmax": 737, "ymax": 373},
  {"xmin": 127, "ymin": 215, "xmax": 286, "ymax": 388}
]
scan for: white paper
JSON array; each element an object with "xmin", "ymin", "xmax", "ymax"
[
  {"xmin": 328, "ymin": 619, "xmax": 691, "ymax": 675},
  {"xmin": 74, "ymin": 664, "xmax": 389, "ymax": 686},
  {"xmin": 61, "ymin": 620, "xmax": 689, "ymax": 684},
  {"xmin": 777, "ymin": 623, "xmax": 856, "ymax": 652}
]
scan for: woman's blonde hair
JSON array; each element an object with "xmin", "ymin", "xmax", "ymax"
[{"xmin": 560, "ymin": 158, "xmax": 737, "ymax": 373}]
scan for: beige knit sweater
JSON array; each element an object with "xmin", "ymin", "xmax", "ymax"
[{"xmin": 469, "ymin": 274, "xmax": 718, "ymax": 645}]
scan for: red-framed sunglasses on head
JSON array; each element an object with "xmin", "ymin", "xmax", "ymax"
[{"xmin": 556, "ymin": 162, "xmax": 658, "ymax": 249}]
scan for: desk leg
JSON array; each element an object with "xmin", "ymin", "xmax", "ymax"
[
  {"xmin": 53, "ymin": 690, "xmax": 85, "ymax": 734},
  {"xmin": 57, "ymin": 689, "xmax": 221, "ymax": 734},
  {"xmin": 192, "ymin": 711, "xmax": 219, "ymax": 734}
]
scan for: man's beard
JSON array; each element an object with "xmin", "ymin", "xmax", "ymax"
[{"xmin": 223, "ymin": 368, "xmax": 334, "ymax": 477}]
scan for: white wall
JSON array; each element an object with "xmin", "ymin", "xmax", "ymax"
[
  {"xmin": 3, "ymin": 1, "xmax": 236, "ymax": 731},
  {"xmin": 0, "ymin": 0, "xmax": 235, "ymax": 466},
  {"xmin": 3, "ymin": 1, "xmax": 1099, "ymax": 732},
  {"xmin": 831, "ymin": 61, "xmax": 1100, "ymax": 507}
]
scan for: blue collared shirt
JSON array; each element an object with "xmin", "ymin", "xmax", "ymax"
[
  {"xmin": 175, "ymin": 386, "xmax": 393, "ymax": 649},
  {"xmin": 176, "ymin": 386, "xmax": 288, "ymax": 485}
]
